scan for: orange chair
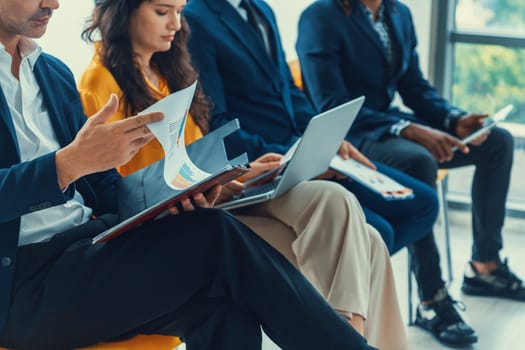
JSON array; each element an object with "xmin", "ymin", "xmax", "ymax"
[
  {"xmin": 288, "ymin": 58, "xmax": 303, "ymax": 91},
  {"xmin": 0, "ymin": 334, "xmax": 181, "ymax": 350},
  {"xmin": 76, "ymin": 335, "xmax": 181, "ymax": 350}
]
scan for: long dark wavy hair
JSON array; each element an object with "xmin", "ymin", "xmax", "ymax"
[
  {"xmin": 82, "ymin": 0, "xmax": 209, "ymax": 133},
  {"xmin": 337, "ymin": 0, "xmax": 395, "ymax": 16}
]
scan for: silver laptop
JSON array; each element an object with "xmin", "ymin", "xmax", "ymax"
[{"xmin": 217, "ymin": 96, "xmax": 365, "ymax": 210}]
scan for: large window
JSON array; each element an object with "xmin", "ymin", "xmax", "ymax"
[
  {"xmin": 455, "ymin": 0, "xmax": 525, "ymax": 35},
  {"xmin": 435, "ymin": 0, "xmax": 525, "ymax": 213},
  {"xmin": 452, "ymin": 0, "xmax": 525, "ymax": 124},
  {"xmin": 452, "ymin": 43, "xmax": 525, "ymax": 124}
]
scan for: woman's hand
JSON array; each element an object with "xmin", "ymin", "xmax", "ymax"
[
  {"xmin": 216, "ymin": 180, "xmax": 245, "ymax": 204},
  {"xmin": 168, "ymin": 184, "xmax": 222, "ymax": 215},
  {"xmin": 237, "ymin": 153, "xmax": 283, "ymax": 185}
]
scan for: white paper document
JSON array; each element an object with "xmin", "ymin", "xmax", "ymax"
[
  {"xmin": 330, "ymin": 155, "xmax": 414, "ymax": 200},
  {"xmin": 142, "ymin": 81, "xmax": 212, "ymax": 190}
]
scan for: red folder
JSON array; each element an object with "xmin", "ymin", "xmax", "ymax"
[{"xmin": 92, "ymin": 165, "xmax": 248, "ymax": 243}]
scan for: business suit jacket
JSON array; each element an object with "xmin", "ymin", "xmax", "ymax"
[
  {"xmin": 185, "ymin": 0, "xmax": 316, "ymax": 160},
  {"xmin": 296, "ymin": 0, "xmax": 464, "ymax": 147},
  {"xmin": 0, "ymin": 53, "xmax": 120, "ymax": 334}
]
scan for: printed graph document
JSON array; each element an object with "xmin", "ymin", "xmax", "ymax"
[
  {"xmin": 144, "ymin": 81, "xmax": 212, "ymax": 189},
  {"xmin": 330, "ymin": 155, "xmax": 414, "ymax": 200},
  {"xmin": 92, "ymin": 84, "xmax": 248, "ymax": 244}
]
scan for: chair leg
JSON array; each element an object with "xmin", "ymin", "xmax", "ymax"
[
  {"xmin": 439, "ymin": 175, "xmax": 454, "ymax": 285},
  {"xmin": 407, "ymin": 250, "xmax": 414, "ymax": 325}
]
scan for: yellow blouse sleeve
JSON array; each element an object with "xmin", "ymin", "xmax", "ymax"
[{"xmin": 79, "ymin": 52, "xmax": 205, "ymax": 176}]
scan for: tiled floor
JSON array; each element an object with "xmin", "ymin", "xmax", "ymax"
[{"xmin": 178, "ymin": 209, "xmax": 525, "ymax": 349}]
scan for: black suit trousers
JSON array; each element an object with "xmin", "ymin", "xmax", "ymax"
[
  {"xmin": 361, "ymin": 127, "xmax": 514, "ymax": 300},
  {"xmin": 0, "ymin": 209, "xmax": 373, "ymax": 350}
]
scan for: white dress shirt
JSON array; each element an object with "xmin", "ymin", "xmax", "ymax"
[{"xmin": 0, "ymin": 39, "xmax": 92, "ymax": 246}]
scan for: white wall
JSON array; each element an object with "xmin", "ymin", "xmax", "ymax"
[
  {"xmin": 37, "ymin": 0, "xmax": 432, "ymax": 79},
  {"xmin": 36, "ymin": 1, "xmax": 95, "ymax": 80}
]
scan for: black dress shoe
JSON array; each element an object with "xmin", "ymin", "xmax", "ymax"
[
  {"xmin": 415, "ymin": 288, "xmax": 478, "ymax": 347},
  {"xmin": 462, "ymin": 258, "xmax": 525, "ymax": 301}
]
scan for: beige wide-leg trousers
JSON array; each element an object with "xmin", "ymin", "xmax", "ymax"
[{"xmin": 235, "ymin": 180, "xmax": 408, "ymax": 350}]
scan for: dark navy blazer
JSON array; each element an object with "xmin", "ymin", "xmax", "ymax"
[
  {"xmin": 0, "ymin": 53, "xmax": 120, "ymax": 334},
  {"xmin": 185, "ymin": 0, "xmax": 316, "ymax": 160},
  {"xmin": 296, "ymin": 0, "xmax": 463, "ymax": 147}
]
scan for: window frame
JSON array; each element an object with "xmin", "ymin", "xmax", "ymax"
[{"xmin": 432, "ymin": 0, "xmax": 525, "ymax": 99}]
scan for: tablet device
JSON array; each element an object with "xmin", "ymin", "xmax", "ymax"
[{"xmin": 452, "ymin": 104, "xmax": 514, "ymax": 151}]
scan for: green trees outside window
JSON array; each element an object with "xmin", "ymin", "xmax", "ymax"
[{"xmin": 453, "ymin": 0, "xmax": 525, "ymax": 124}]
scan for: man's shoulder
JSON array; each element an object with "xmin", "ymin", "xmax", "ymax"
[
  {"xmin": 392, "ymin": 1, "xmax": 412, "ymax": 18},
  {"xmin": 33, "ymin": 52, "xmax": 80, "ymax": 102},
  {"xmin": 184, "ymin": 0, "xmax": 210, "ymax": 16},
  {"xmin": 305, "ymin": 0, "xmax": 337, "ymax": 11},
  {"xmin": 37, "ymin": 52, "xmax": 75, "ymax": 80},
  {"xmin": 184, "ymin": 0, "xmax": 215, "ymax": 32},
  {"xmin": 301, "ymin": 0, "xmax": 341, "ymax": 21}
]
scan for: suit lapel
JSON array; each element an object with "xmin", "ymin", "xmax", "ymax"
[
  {"xmin": 247, "ymin": 0, "xmax": 297, "ymax": 120},
  {"xmin": 385, "ymin": 2, "xmax": 407, "ymax": 77},
  {"xmin": 208, "ymin": 0, "xmax": 280, "ymax": 86},
  {"xmin": 352, "ymin": 7, "xmax": 389, "ymax": 63},
  {"xmin": 33, "ymin": 56, "xmax": 71, "ymax": 147},
  {"xmin": 0, "ymin": 85, "xmax": 21, "ymax": 158},
  {"xmin": 252, "ymin": 0, "xmax": 284, "ymax": 70}
]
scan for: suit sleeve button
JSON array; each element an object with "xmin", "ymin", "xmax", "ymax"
[{"xmin": 1, "ymin": 257, "xmax": 12, "ymax": 267}]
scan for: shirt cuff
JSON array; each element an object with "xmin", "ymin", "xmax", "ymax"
[
  {"xmin": 390, "ymin": 119, "xmax": 411, "ymax": 136},
  {"xmin": 444, "ymin": 109, "xmax": 467, "ymax": 133}
]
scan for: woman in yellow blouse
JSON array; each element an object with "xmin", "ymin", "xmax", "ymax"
[{"xmin": 78, "ymin": 0, "xmax": 407, "ymax": 348}]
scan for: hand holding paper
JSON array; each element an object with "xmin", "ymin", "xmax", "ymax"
[
  {"xmin": 330, "ymin": 155, "xmax": 414, "ymax": 200},
  {"xmin": 92, "ymin": 83, "xmax": 249, "ymax": 243},
  {"xmin": 142, "ymin": 81, "xmax": 213, "ymax": 190}
]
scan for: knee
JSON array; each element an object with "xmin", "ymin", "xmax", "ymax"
[
  {"xmin": 311, "ymin": 180, "xmax": 363, "ymax": 212},
  {"xmin": 367, "ymin": 225, "xmax": 390, "ymax": 256},
  {"xmin": 412, "ymin": 181, "xmax": 440, "ymax": 221},
  {"xmin": 311, "ymin": 181, "xmax": 360, "ymax": 207},
  {"xmin": 365, "ymin": 213, "xmax": 394, "ymax": 254},
  {"xmin": 486, "ymin": 127, "xmax": 514, "ymax": 164},
  {"xmin": 406, "ymin": 151, "xmax": 438, "ymax": 185}
]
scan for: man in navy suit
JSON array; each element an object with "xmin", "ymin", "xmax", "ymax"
[
  {"xmin": 0, "ymin": 1, "xmax": 379, "ymax": 349},
  {"xmin": 297, "ymin": 0, "xmax": 525, "ymax": 346},
  {"xmin": 185, "ymin": 0, "xmax": 440, "ymax": 257}
]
